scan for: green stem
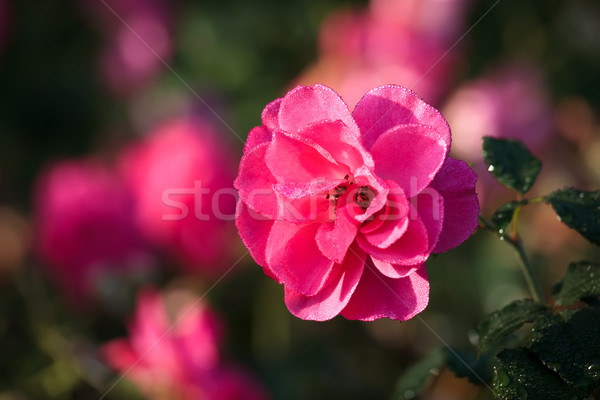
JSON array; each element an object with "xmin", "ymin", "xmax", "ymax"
[{"xmin": 478, "ymin": 215, "xmax": 545, "ymax": 303}]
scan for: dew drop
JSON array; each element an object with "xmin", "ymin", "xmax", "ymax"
[{"xmin": 488, "ymin": 165, "xmax": 495, "ymax": 172}]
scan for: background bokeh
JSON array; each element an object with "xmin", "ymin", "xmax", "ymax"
[{"xmin": 0, "ymin": 0, "xmax": 599, "ymax": 399}]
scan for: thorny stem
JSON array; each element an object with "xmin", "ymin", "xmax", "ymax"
[{"xmin": 478, "ymin": 214, "xmax": 545, "ymax": 304}]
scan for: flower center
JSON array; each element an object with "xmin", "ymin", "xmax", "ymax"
[{"xmin": 325, "ymin": 174, "xmax": 375, "ymax": 211}]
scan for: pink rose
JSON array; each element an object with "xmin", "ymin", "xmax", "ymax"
[
  {"xmin": 102, "ymin": 288, "xmax": 269, "ymax": 400},
  {"xmin": 235, "ymin": 84, "xmax": 479, "ymax": 321},
  {"xmin": 34, "ymin": 159, "xmax": 146, "ymax": 301},
  {"xmin": 120, "ymin": 118, "xmax": 240, "ymax": 275}
]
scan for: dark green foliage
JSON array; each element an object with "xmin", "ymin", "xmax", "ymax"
[
  {"xmin": 554, "ymin": 261, "xmax": 600, "ymax": 306},
  {"xmin": 477, "ymin": 299, "xmax": 548, "ymax": 353},
  {"xmin": 546, "ymin": 188, "xmax": 600, "ymax": 246},
  {"xmin": 493, "ymin": 348, "xmax": 581, "ymax": 400},
  {"xmin": 482, "ymin": 137, "xmax": 542, "ymax": 194},
  {"xmin": 492, "ymin": 201, "xmax": 526, "ymax": 234},
  {"xmin": 392, "ymin": 347, "xmax": 445, "ymax": 400}
]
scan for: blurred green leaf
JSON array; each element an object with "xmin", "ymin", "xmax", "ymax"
[
  {"xmin": 477, "ymin": 299, "xmax": 548, "ymax": 353},
  {"xmin": 492, "ymin": 200, "xmax": 526, "ymax": 234},
  {"xmin": 554, "ymin": 261, "xmax": 600, "ymax": 306},
  {"xmin": 493, "ymin": 347, "xmax": 581, "ymax": 400},
  {"xmin": 546, "ymin": 188, "xmax": 600, "ymax": 245},
  {"xmin": 482, "ymin": 137, "xmax": 542, "ymax": 194},
  {"xmin": 528, "ymin": 308, "xmax": 600, "ymax": 395},
  {"xmin": 393, "ymin": 347, "xmax": 445, "ymax": 400},
  {"xmin": 445, "ymin": 348, "xmax": 494, "ymax": 385}
]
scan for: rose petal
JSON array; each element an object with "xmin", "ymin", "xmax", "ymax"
[
  {"xmin": 370, "ymin": 257, "xmax": 421, "ymax": 279},
  {"xmin": 265, "ymin": 220, "xmax": 308, "ymax": 285},
  {"xmin": 235, "ymin": 201, "xmax": 276, "ymax": 279},
  {"xmin": 285, "ymin": 120, "xmax": 369, "ymax": 171},
  {"xmin": 361, "ymin": 181, "xmax": 410, "ymax": 248},
  {"xmin": 357, "ymin": 204, "xmax": 429, "ymax": 266},
  {"xmin": 278, "ymin": 84, "xmax": 358, "ymax": 135},
  {"xmin": 234, "ymin": 142, "xmax": 278, "ymax": 218},
  {"xmin": 265, "ymin": 131, "xmax": 347, "ymax": 183},
  {"xmin": 341, "ymin": 262, "xmax": 429, "ymax": 321},
  {"xmin": 316, "ymin": 205, "xmax": 360, "ymax": 263},
  {"xmin": 243, "ymin": 126, "xmax": 272, "ymax": 154},
  {"xmin": 261, "ymin": 98, "xmax": 282, "ymax": 132},
  {"xmin": 284, "ymin": 223, "xmax": 336, "ymax": 296},
  {"xmin": 273, "ymin": 179, "xmax": 341, "ymax": 224},
  {"xmin": 412, "ymin": 187, "xmax": 444, "ymax": 252},
  {"xmin": 430, "ymin": 157, "xmax": 479, "ymax": 253},
  {"xmin": 284, "ymin": 243, "xmax": 366, "ymax": 321},
  {"xmin": 353, "ymin": 84, "xmax": 450, "ymax": 152},
  {"xmin": 369, "ymin": 124, "xmax": 447, "ymax": 197}
]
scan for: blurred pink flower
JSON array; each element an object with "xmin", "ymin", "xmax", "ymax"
[
  {"xmin": 235, "ymin": 84, "xmax": 479, "ymax": 321},
  {"xmin": 443, "ymin": 64, "xmax": 553, "ymax": 162},
  {"xmin": 102, "ymin": 288, "xmax": 269, "ymax": 400},
  {"xmin": 80, "ymin": 0, "xmax": 172, "ymax": 96},
  {"xmin": 120, "ymin": 118, "xmax": 239, "ymax": 275},
  {"xmin": 295, "ymin": 0, "xmax": 472, "ymax": 107},
  {"xmin": 34, "ymin": 159, "xmax": 146, "ymax": 300}
]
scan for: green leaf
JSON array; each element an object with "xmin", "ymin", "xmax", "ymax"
[
  {"xmin": 492, "ymin": 200, "xmax": 526, "ymax": 234},
  {"xmin": 493, "ymin": 347, "xmax": 582, "ymax": 400},
  {"xmin": 393, "ymin": 347, "xmax": 445, "ymax": 400},
  {"xmin": 482, "ymin": 137, "xmax": 542, "ymax": 194},
  {"xmin": 527, "ymin": 307, "xmax": 600, "ymax": 395},
  {"xmin": 445, "ymin": 348, "xmax": 493, "ymax": 385},
  {"xmin": 554, "ymin": 261, "xmax": 600, "ymax": 306},
  {"xmin": 546, "ymin": 188, "xmax": 600, "ymax": 245},
  {"xmin": 477, "ymin": 299, "xmax": 549, "ymax": 352}
]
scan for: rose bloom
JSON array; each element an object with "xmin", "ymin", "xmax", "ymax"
[
  {"xmin": 235, "ymin": 84, "xmax": 479, "ymax": 321},
  {"xmin": 120, "ymin": 118, "xmax": 239, "ymax": 275},
  {"xmin": 34, "ymin": 159, "xmax": 146, "ymax": 300},
  {"xmin": 102, "ymin": 288, "xmax": 269, "ymax": 400}
]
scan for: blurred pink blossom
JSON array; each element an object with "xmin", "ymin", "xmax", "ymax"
[
  {"xmin": 80, "ymin": 0, "xmax": 172, "ymax": 96},
  {"xmin": 443, "ymin": 64, "xmax": 554, "ymax": 162},
  {"xmin": 120, "ymin": 118, "xmax": 239, "ymax": 275},
  {"xmin": 442, "ymin": 64, "xmax": 554, "ymax": 210},
  {"xmin": 34, "ymin": 159, "xmax": 146, "ymax": 300},
  {"xmin": 295, "ymin": 0, "xmax": 472, "ymax": 108},
  {"xmin": 102, "ymin": 288, "xmax": 269, "ymax": 400},
  {"xmin": 235, "ymin": 84, "xmax": 479, "ymax": 321}
]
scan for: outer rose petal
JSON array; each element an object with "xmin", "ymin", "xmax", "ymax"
[
  {"xmin": 265, "ymin": 220, "xmax": 311, "ymax": 285},
  {"xmin": 412, "ymin": 187, "xmax": 444, "ymax": 252},
  {"xmin": 353, "ymin": 85, "xmax": 451, "ymax": 152},
  {"xmin": 261, "ymin": 97, "xmax": 282, "ymax": 132},
  {"xmin": 284, "ymin": 224, "xmax": 336, "ymax": 296},
  {"xmin": 278, "ymin": 84, "xmax": 359, "ymax": 135},
  {"xmin": 273, "ymin": 179, "xmax": 341, "ymax": 224},
  {"xmin": 284, "ymin": 244, "xmax": 366, "ymax": 321},
  {"xmin": 341, "ymin": 262, "xmax": 429, "ymax": 321},
  {"xmin": 235, "ymin": 201, "xmax": 276, "ymax": 279},
  {"xmin": 244, "ymin": 126, "xmax": 272, "ymax": 154},
  {"xmin": 430, "ymin": 157, "xmax": 479, "ymax": 253},
  {"xmin": 369, "ymin": 124, "xmax": 447, "ymax": 196},
  {"xmin": 234, "ymin": 142, "xmax": 278, "ymax": 218}
]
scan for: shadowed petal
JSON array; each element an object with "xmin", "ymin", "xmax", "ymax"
[
  {"xmin": 430, "ymin": 157, "xmax": 479, "ymax": 253},
  {"xmin": 341, "ymin": 262, "xmax": 429, "ymax": 321},
  {"xmin": 235, "ymin": 201, "xmax": 276, "ymax": 279}
]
